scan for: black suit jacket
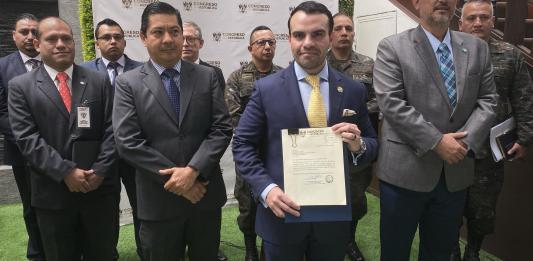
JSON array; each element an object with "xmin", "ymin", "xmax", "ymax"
[
  {"xmin": 8, "ymin": 65, "xmax": 117, "ymax": 209},
  {"xmin": 200, "ymin": 59, "xmax": 225, "ymax": 90},
  {"xmin": 0, "ymin": 52, "xmax": 30, "ymax": 165},
  {"xmin": 80, "ymin": 54, "xmax": 143, "ymax": 74},
  {"xmin": 113, "ymin": 60, "xmax": 232, "ymax": 220}
]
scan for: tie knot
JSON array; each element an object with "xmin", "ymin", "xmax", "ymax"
[
  {"xmin": 305, "ymin": 75, "xmax": 320, "ymax": 90},
  {"xmin": 107, "ymin": 62, "xmax": 120, "ymax": 70},
  {"xmin": 56, "ymin": 72, "xmax": 68, "ymax": 82},
  {"xmin": 162, "ymin": 68, "xmax": 179, "ymax": 79},
  {"xmin": 437, "ymin": 43, "xmax": 450, "ymax": 54},
  {"xmin": 27, "ymin": 59, "xmax": 40, "ymax": 69}
]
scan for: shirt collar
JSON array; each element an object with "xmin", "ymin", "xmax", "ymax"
[
  {"xmin": 294, "ymin": 61, "xmax": 329, "ymax": 82},
  {"xmin": 150, "ymin": 59, "xmax": 182, "ymax": 76},
  {"xmin": 18, "ymin": 51, "xmax": 41, "ymax": 64},
  {"xmin": 422, "ymin": 27, "xmax": 452, "ymax": 54},
  {"xmin": 102, "ymin": 55, "xmax": 125, "ymax": 68},
  {"xmin": 43, "ymin": 63, "xmax": 74, "ymax": 82}
]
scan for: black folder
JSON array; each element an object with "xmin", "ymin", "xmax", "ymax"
[
  {"xmin": 495, "ymin": 130, "xmax": 518, "ymax": 161},
  {"xmin": 72, "ymin": 141, "xmax": 101, "ymax": 169}
]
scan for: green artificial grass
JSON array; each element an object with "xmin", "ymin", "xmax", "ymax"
[{"xmin": 0, "ymin": 194, "xmax": 501, "ymax": 261}]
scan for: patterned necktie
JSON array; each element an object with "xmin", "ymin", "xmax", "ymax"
[
  {"xmin": 56, "ymin": 72, "xmax": 72, "ymax": 113},
  {"xmin": 107, "ymin": 62, "xmax": 120, "ymax": 87},
  {"xmin": 305, "ymin": 75, "xmax": 327, "ymax": 127},
  {"xmin": 436, "ymin": 43, "xmax": 457, "ymax": 107},
  {"xmin": 162, "ymin": 68, "xmax": 180, "ymax": 119},
  {"xmin": 27, "ymin": 59, "xmax": 40, "ymax": 71}
]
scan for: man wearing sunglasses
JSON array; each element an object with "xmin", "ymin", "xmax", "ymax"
[
  {"xmin": 225, "ymin": 25, "xmax": 283, "ymax": 261},
  {"xmin": 81, "ymin": 18, "xmax": 143, "ymax": 261}
]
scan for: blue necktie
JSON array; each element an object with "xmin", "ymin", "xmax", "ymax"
[
  {"xmin": 107, "ymin": 62, "xmax": 119, "ymax": 87},
  {"xmin": 162, "ymin": 68, "xmax": 180, "ymax": 119},
  {"xmin": 436, "ymin": 43, "xmax": 457, "ymax": 107}
]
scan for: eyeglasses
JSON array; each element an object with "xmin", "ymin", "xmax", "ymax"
[
  {"xmin": 251, "ymin": 39, "xmax": 276, "ymax": 47},
  {"xmin": 184, "ymin": 36, "xmax": 200, "ymax": 44},
  {"xmin": 97, "ymin": 34, "xmax": 124, "ymax": 41}
]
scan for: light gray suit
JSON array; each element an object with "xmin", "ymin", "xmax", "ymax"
[
  {"xmin": 374, "ymin": 26, "xmax": 498, "ymax": 192},
  {"xmin": 373, "ymin": 25, "xmax": 498, "ymax": 260}
]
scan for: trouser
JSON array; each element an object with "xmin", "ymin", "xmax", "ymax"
[
  {"xmin": 234, "ymin": 167, "xmax": 257, "ymax": 236},
  {"xmin": 380, "ymin": 174, "xmax": 466, "ymax": 261},
  {"xmin": 348, "ymin": 163, "xmax": 373, "ymax": 241}
]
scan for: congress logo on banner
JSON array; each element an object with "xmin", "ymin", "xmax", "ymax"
[
  {"xmin": 275, "ymin": 33, "xmax": 289, "ymax": 42},
  {"xmin": 238, "ymin": 3, "xmax": 270, "ymax": 13},
  {"xmin": 121, "ymin": 0, "xmax": 158, "ymax": 8},
  {"xmin": 124, "ymin": 29, "xmax": 140, "ymax": 40},
  {"xmin": 181, "ymin": 1, "xmax": 218, "ymax": 12},
  {"xmin": 122, "ymin": 0, "xmax": 133, "ymax": 8},
  {"xmin": 212, "ymin": 32, "xmax": 245, "ymax": 42},
  {"xmin": 204, "ymin": 60, "xmax": 222, "ymax": 68}
]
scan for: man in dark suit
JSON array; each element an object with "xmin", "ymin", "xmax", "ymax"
[
  {"xmin": 0, "ymin": 13, "xmax": 45, "ymax": 261},
  {"xmin": 8, "ymin": 17, "xmax": 118, "ymax": 261},
  {"xmin": 112, "ymin": 2, "xmax": 232, "ymax": 261},
  {"xmin": 373, "ymin": 0, "xmax": 498, "ymax": 259},
  {"xmin": 181, "ymin": 21, "xmax": 227, "ymax": 261},
  {"xmin": 232, "ymin": 2, "xmax": 378, "ymax": 260},
  {"xmin": 181, "ymin": 21, "xmax": 225, "ymax": 90},
  {"xmin": 80, "ymin": 18, "xmax": 143, "ymax": 260}
]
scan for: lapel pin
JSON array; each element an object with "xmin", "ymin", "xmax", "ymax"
[
  {"xmin": 342, "ymin": 109, "xmax": 357, "ymax": 117},
  {"xmin": 80, "ymin": 81, "xmax": 86, "ymax": 85},
  {"xmin": 337, "ymin": 86, "xmax": 343, "ymax": 93},
  {"xmin": 462, "ymin": 48, "xmax": 467, "ymax": 53}
]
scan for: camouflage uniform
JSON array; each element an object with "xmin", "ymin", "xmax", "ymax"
[
  {"xmin": 465, "ymin": 39, "xmax": 533, "ymax": 237},
  {"xmin": 327, "ymin": 50, "xmax": 377, "ymax": 242},
  {"xmin": 225, "ymin": 61, "xmax": 283, "ymax": 236}
]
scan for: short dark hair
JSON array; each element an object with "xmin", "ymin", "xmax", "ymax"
[
  {"xmin": 140, "ymin": 2, "xmax": 183, "ymax": 35},
  {"xmin": 94, "ymin": 18, "xmax": 124, "ymax": 39},
  {"xmin": 14, "ymin": 13, "xmax": 38, "ymax": 30},
  {"xmin": 332, "ymin": 12, "xmax": 353, "ymax": 22},
  {"xmin": 287, "ymin": 1, "xmax": 333, "ymax": 35},
  {"xmin": 249, "ymin": 25, "xmax": 272, "ymax": 43}
]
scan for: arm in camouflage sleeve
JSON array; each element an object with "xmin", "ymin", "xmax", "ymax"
[
  {"xmin": 225, "ymin": 69, "xmax": 243, "ymax": 129},
  {"xmin": 510, "ymin": 50, "xmax": 533, "ymax": 146}
]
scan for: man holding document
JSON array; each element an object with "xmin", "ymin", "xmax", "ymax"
[{"xmin": 232, "ymin": 1, "xmax": 377, "ymax": 260}]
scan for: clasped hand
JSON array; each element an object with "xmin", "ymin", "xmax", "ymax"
[
  {"xmin": 160, "ymin": 166, "xmax": 207, "ymax": 204},
  {"xmin": 434, "ymin": 132, "xmax": 468, "ymax": 164},
  {"xmin": 64, "ymin": 168, "xmax": 103, "ymax": 193}
]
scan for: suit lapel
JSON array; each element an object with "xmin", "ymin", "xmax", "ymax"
[
  {"xmin": 328, "ymin": 67, "xmax": 344, "ymax": 126},
  {"xmin": 413, "ymin": 26, "xmax": 452, "ymax": 112},
  {"xmin": 142, "ymin": 62, "xmax": 179, "ymax": 126},
  {"xmin": 96, "ymin": 58, "xmax": 107, "ymax": 72},
  {"xmin": 284, "ymin": 63, "xmax": 309, "ymax": 128},
  {"xmin": 451, "ymin": 32, "xmax": 468, "ymax": 115},
  {"xmin": 13, "ymin": 53, "xmax": 28, "ymax": 75},
  {"xmin": 178, "ymin": 61, "xmax": 195, "ymax": 125},
  {"xmin": 36, "ymin": 67, "xmax": 70, "ymax": 119},
  {"xmin": 69, "ymin": 66, "xmax": 88, "ymax": 130}
]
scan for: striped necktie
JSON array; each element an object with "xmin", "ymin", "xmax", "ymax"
[{"xmin": 436, "ymin": 43, "xmax": 457, "ymax": 107}]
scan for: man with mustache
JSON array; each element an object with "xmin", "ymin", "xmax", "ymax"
[
  {"xmin": 233, "ymin": 1, "xmax": 378, "ymax": 260},
  {"xmin": 225, "ymin": 25, "xmax": 283, "ymax": 261},
  {"xmin": 8, "ymin": 17, "xmax": 118, "ymax": 261},
  {"xmin": 112, "ymin": 2, "xmax": 232, "ymax": 260},
  {"xmin": 327, "ymin": 13, "xmax": 375, "ymax": 261},
  {"xmin": 0, "ymin": 13, "xmax": 45, "ymax": 261},
  {"xmin": 373, "ymin": 0, "xmax": 498, "ymax": 259},
  {"xmin": 455, "ymin": 1, "xmax": 533, "ymax": 260},
  {"xmin": 80, "ymin": 18, "xmax": 143, "ymax": 261}
]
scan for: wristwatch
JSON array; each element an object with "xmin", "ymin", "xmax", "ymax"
[{"xmin": 355, "ymin": 137, "xmax": 367, "ymax": 155}]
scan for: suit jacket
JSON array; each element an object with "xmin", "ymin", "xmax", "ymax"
[
  {"xmin": 200, "ymin": 59, "xmax": 225, "ymax": 90},
  {"xmin": 112, "ymin": 60, "xmax": 232, "ymax": 221},
  {"xmin": 0, "ymin": 52, "xmax": 31, "ymax": 165},
  {"xmin": 232, "ymin": 62, "xmax": 378, "ymax": 244},
  {"xmin": 373, "ymin": 26, "xmax": 498, "ymax": 192},
  {"xmin": 80, "ymin": 54, "xmax": 142, "ymax": 74},
  {"xmin": 8, "ymin": 65, "xmax": 117, "ymax": 209}
]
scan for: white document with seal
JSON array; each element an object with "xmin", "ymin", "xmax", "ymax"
[{"xmin": 282, "ymin": 127, "xmax": 346, "ymax": 206}]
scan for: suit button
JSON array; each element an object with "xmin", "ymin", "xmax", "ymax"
[
  {"xmin": 179, "ymin": 134, "xmax": 185, "ymax": 140},
  {"xmin": 450, "ymin": 118, "xmax": 454, "ymax": 123}
]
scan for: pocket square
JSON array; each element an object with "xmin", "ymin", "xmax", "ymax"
[{"xmin": 342, "ymin": 109, "xmax": 357, "ymax": 117}]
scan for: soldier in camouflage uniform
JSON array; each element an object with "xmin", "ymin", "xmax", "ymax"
[
  {"xmin": 457, "ymin": 1, "xmax": 533, "ymax": 260},
  {"xmin": 327, "ymin": 13, "xmax": 377, "ymax": 261},
  {"xmin": 225, "ymin": 25, "xmax": 283, "ymax": 261}
]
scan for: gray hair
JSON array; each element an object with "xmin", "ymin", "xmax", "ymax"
[
  {"xmin": 461, "ymin": 0, "xmax": 494, "ymax": 18},
  {"xmin": 184, "ymin": 21, "xmax": 203, "ymax": 40}
]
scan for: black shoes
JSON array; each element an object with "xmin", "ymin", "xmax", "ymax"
[
  {"xmin": 346, "ymin": 241, "xmax": 365, "ymax": 261},
  {"xmin": 244, "ymin": 235, "xmax": 259, "ymax": 261}
]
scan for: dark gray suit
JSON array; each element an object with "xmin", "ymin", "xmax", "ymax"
[
  {"xmin": 8, "ymin": 64, "xmax": 118, "ymax": 261},
  {"xmin": 113, "ymin": 60, "xmax": 232, "ymax": 260},
  {"xmin": 80, "ymin": 55, "xmax": 142, "ymax": 73},
  {"xmin": 0, "ymin": 51, "xmax": 44, "ymax": 260},
  {"xmin": 373, "ymin": 26, "xmax": 498, "ymax": 260}
]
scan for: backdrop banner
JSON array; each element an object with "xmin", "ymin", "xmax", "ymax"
[{"xmin": 92, "ymin": 0, "xmax": 338, "ymax": 77}]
